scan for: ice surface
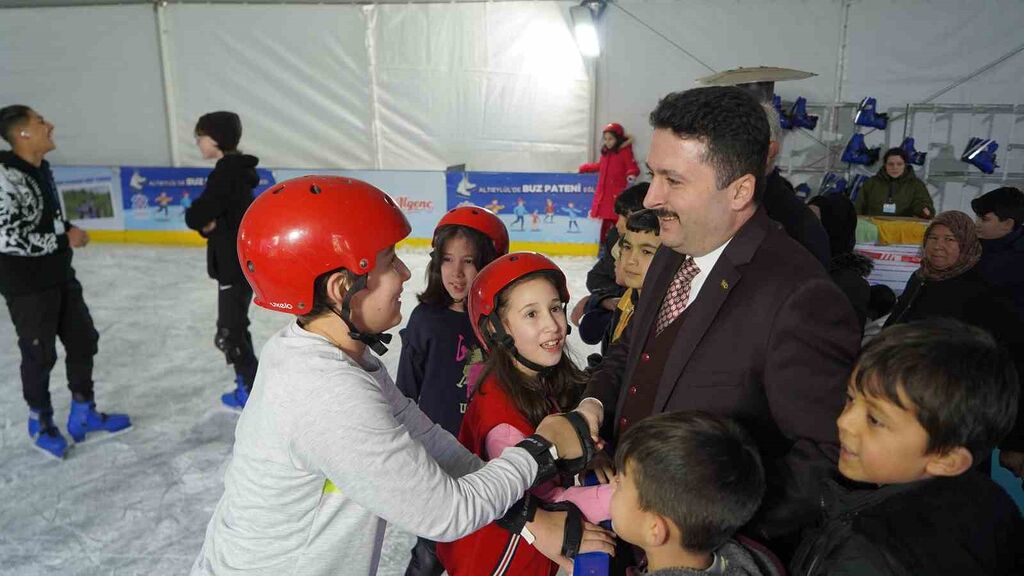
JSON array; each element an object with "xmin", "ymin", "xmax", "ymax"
[{"xmin": 0, "ymin": 244, "xmax": 600, "ymax": 575}]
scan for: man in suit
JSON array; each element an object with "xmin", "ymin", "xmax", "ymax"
[{"xmin": 575, "ymin": 87, "xmax": 861, "ymax": 554}]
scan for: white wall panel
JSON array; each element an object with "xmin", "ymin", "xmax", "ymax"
[{"xmin": 0, "ymin": 5, "xmax": 170, "ymax": 165}]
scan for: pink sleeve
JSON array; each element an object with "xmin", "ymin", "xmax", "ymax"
[
  {"xmin": 483, "ymin": 423, "xmax": 527, "ymax": 460},
  {"xmin": 483, "ymin": 424, "xmax": 612, "ymax": 524}
]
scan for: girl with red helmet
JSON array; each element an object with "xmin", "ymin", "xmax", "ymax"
[
  {"xmin": 191, "ymin": 177, "xmax": 612, "ymax": 576},
  {"xmin": 397, "ymin": 205, "xmax": 509, "ymax": 576},
  {"xmin": 437, "ymin": 252, "xmax": 614, "ymax": 576},
  {"xmin": 579, "ymin": 122, "xmax": 641, "ymax": 245}
]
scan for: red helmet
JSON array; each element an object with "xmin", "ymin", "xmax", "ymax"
[
  {"xmin": 468, "ymin": 252, "xmax": 570, "ymax": 352},
  {"xmin": 602, "ymin": 122, "xmax": 625, "ymax": 138},
  {"xmin": 237, "ymin": 175, "xmax": 411, "ymax": 313},
  {"xmin": 435, "ymin": 205, "xmax": 510, "ymax": 256}
]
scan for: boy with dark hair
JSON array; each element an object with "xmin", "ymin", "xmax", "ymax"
[
  {"xmin": 0, "ymin": 104, "xmax": 131, "ymax": 459},
  {"xmin": 603, "ymin": 209, "xmax": 660, "ymax": 350},
  {"xmin": 611, "ymin": 411, "xmax": 769, "ymax": 575},
  {"xmin": 185, "ymin": 111, "xmax": 261, "ymax": 409},
  {"xmin": 972, "ymin": 186, "xmax": 1024, "ymax": 320},
  {"xmin": 791, "ymin": 319, "xmax": 1023, "ymax": 575}
]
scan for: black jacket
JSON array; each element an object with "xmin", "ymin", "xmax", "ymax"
[
  {"xmin": 978, "ymin": 227, "xmax": 1024, "ymax": 321},
  {"xmin": 0, "ymin": 150, "xmax": 75, "ymax": 297},
  {"xmin": 763, "ymin": 170, "xmax": 831, "ymax": 268},
  {"xmin": 185, "ymin": 154, "xmax": 259, "ymax": 283},
  {"xmin": 790, "ymin": 473, "xmax": 1024, "ymax": 576}
]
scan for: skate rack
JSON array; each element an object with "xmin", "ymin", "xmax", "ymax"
[
  {"xmin": 777, "ymin": 100, "xmax": 1024, "ymax": 199},
  {"xmin": 897, "ymin": 103, "xmax": 1024, "ymax": 184}
]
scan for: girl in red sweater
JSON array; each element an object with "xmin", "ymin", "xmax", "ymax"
[
  {"xmin": 580, "ymin": 122, "xmax": 640, "ymax": 244},
  {"xmin": 437, "ymin": 252, "xmax": 612, "ymax": 576}
]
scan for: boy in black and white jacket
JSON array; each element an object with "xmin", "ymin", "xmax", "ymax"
[{"xmin": 0, "ymin": 105, "xmax": 130, "ymax": 459}]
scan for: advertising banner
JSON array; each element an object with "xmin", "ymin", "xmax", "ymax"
[{"xmin": 445, "ymin": 171, "xmax": 599, "ymax": 245}]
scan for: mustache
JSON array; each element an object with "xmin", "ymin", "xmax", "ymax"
[{"xmin": 644, "ymin": 208, "xmax": 677, "ymax": 219}]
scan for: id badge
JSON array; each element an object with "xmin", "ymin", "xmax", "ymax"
[
  {"xmin": 882, "ymin": 203, "xmax": 897, "ymax": 214},
  {"xmin": 53, "ymin": 218, "xmax": 66, "ymax": 234}
]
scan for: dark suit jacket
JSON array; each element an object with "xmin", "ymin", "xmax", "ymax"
[{"xmin": 586, "ymin": 208, "xmax": 861, "ymax": 542}]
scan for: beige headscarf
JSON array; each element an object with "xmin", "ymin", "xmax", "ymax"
[{"xmin": 918, "ymin": 210, "xmax": 982, "ymax": 281}]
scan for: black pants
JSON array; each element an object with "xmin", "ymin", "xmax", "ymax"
[
  {"xmin": 404, "ymin": 537, "xmax": 444, "ymax": 576},
  {"xmin": 5, "ymin": 279, "xmax": 99, "ymax": 413},
  {"xmin": 216, "ymin": 280, "xmax": 258, "ymax": 389}
]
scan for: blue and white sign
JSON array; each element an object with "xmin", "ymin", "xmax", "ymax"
[
  {"xmin": 119, "ymin": 166, "xmax": 275, "ymax": 231},
  {"xmin": 446, "ymin": 171, "xmax": 599, "ymax": 244}
]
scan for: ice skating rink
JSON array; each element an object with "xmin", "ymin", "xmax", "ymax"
[{"xmin": 0, "ymin": 243, "xmax": 600, "ymax": 575}]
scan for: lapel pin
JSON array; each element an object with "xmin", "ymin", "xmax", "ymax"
[{"xmin": 720, "ymin": 279, "xmax": 729, "ymax": 290}]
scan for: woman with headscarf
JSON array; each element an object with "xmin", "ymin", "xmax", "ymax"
[
  {"xmin": 808, "ymin": 193, "xmax": 873, "ymax": 327},
  {"xmin": 885, "ymin": 210, "xmax": 1015, "ymax": 329}
]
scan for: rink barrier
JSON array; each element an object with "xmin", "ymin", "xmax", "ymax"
[{"xmin": 86, "ymin": 230, "xmax": 599, "ymax": 257}]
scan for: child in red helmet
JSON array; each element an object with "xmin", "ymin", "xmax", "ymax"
[
  {"xmin": 191, "ymin": 177, "xmax": 613, "ymax": 576},
  {"xmin": 437, "ymin": 252, "xmax": 614, "ymax": 576},
  {"xmin": 398, "ymin": 205, "xmax": 510, "ymax": 576},
  {"xmin": 580, "ymin": 122, "xmax": 640, "ymax": 244}
]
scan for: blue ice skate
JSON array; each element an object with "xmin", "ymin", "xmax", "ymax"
[
  {"xmin": 67, "ymin": 399, "xmax": 132, "ymax": 443},
  {"xmin": 900, "ymin": 137, "xmax": 926, "ymax": 165},
  {"xmin": 961, "ymin": 137, "xmax": 999, "ymax": 174},
  {"xmin": 29, "ymin": 409, "xmax": 69, "ymax": 459},
  {"xmin": 847, "ymin": 174, "xmax": 869, "ymax": 202},
  {"xmin": 772, "ymin": 95, "xmax": 793, "ymax": 130},
  {"xmin": 221, "ymin": 374, "xmax": 251, "ymax": 411},
  {"xmin": 841, "ymin": 134, "xmax": 880, "ymax": 165},
  {"xmin": 789, "ymin": 97, "xmax": 818, "ymax": 130},
  {"xmin": 820, "ymin": 173, "xmax": 848, "ymax": 197},
  {"xmin": 794, "ymin": 183, "xmax": 811, "ymax": 199},
  {"xmin": 853, "ymin": 97, "xmax": 888, "ymax": 129}
]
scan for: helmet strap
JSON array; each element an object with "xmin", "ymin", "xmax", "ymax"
[{"xmin": 335, "ymin": 273, "xmax": 393, "ymax": 356}]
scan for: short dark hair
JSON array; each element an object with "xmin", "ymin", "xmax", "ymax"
[
  {"xmin": 195, "ymin": 111, "xmax": 243, "ymax": 152},
  {"xmin": 615, "ymin": 411, "xmax": 765, "ymax": 553},
  {"xmin": 853, "ymin": 319, "xmax": 1019, "ymax": 462},
  {"xmin": 971, "ymin": 186, "xmax": 1024, "ymax": 228},
  {"xmin": 649, "ymin": 87, "xmax": 769, "ymax": 202},
  {"xmin": 0, "ymin": 105, "xmax": 32, "ymax": 144},
  {"xmin": 419, "ymin": 225, "xmax": 499, "ymax": 307},
  {"xmin": 614, "ymin": 181, "xmax": 650, "ymax": 217},
  {"xmin": 300, "ymin": 265, "xmax": 354, "ymax": 320},
  {"xmin": 625, "ymin": 209, "xmax": 659, "ymax": 236},
  {"xmin": 883, "ymin": 147, "xmax": 908, "ymax": 165}
]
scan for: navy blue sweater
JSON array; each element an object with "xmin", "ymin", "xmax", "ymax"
[{"xmin": 397, "ymin": 303, "xmax": 483, "ymax": 436}]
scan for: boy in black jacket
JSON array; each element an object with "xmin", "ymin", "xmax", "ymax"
[
  {"xmin": 185, "ymin": 111, "xmax": 260, "ymax": 410},
  {"xmin": 0, "ymin": 105, "xmax": 130, "ymax": 459},
  {"xmin": 791, "ymin": 319, "xmax": 1023, "ymax": 575}
]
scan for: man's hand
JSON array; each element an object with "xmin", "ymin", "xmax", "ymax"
[
  {"xmin": 201, "ymin": 220, "xmax": 217, "ymax": 234},
  {"xmin": 67, "ymin": 226, "xmax": 90, "ymax": 248},
  {"xmin": 1000, "ymin": 450, "xmax": 1024, "ymax": 479},
  {"xmin": 570, "ymin": 296, "xmax": 590, "ymax": 327},
  {"xmin": 528, "ymin": 509, "xmax": 616, "ymax": 573},
  {"xmin": 575, "ymin": 398, "xmax": 605, "ymax": 445}
]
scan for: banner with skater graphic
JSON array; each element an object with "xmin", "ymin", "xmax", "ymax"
[
  {"xmin": 119, "ymin": 166, "xmax": 275, "ymax": 231},
  {"xmin": 446, "ymin": 171, "xmax": 598, "ymax": 245}
]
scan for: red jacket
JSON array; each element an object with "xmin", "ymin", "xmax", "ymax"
[
  {"xmin": 580, "ymin": 141, "xmax": 639, "ymax": 221},
  {"xmin": 436, "ymin": 376, "xmax": 559, "ymax": 576}
]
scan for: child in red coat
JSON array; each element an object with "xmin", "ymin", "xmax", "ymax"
[{"xmin": 580, "ymin": 122, "xmax": 640, "ymax": 244}]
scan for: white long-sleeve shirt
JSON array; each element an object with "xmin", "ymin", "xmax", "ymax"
[{"xmin": 191, "ymin": 321, "xmax": 538, "ymax": 575}]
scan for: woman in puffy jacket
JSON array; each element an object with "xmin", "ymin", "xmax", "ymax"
[{"xmin": 579, "ymin": 122, "xmax": 640, "ymax": 244}]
